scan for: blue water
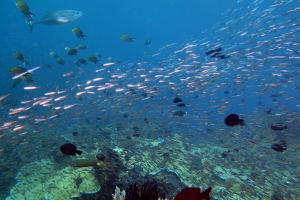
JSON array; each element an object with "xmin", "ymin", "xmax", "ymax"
[{"xmin": 1, "ymin": 0, "xmax": 300, "ymax": 199}]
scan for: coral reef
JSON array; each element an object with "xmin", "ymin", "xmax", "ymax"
[
  {"xmin": 112, "ymin": 186, "xmax": 125, "ymax": 200},
  {"xmin": 5, "ymin": 159, "xmax": 100, "ymax": 200},
  {"xmin": 92, "ymin": 148, "xmax": 126, "ymax": 199}
]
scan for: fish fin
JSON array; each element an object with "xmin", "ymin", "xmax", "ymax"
[
  {"xmin": 76, "ymin": 150, "xmax": 83, "ymax": 155},
  {"xmin": 29, "ymin": 22, "xmax": 34, "ymax": 33},
  {"xmin": 201, "ymin": 186, "xmax": 212, "ymax": 200}
]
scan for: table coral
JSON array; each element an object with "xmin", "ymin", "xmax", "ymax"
[{"xmin": 6, "ymin": 159, "xmax": 100, "ymax": 200}]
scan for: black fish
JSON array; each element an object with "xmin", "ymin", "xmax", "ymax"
[
  {"xmin": 173, "ymin": 97, "xmax": 185, "ymax": 107},
  {"xmin": 221, "ymin": 150, "xmax": 230, "ymax": 158},
  {"xmin": 123, "ymin": 114, "xmax": 128, "ymax": 118},
  {"xmin": 72, "ymin": 132, "xmax": 78, "ymax": 137},
  {"xmin": 206, "ymin": 48, "xmax": 222, "ymax": 56},
  {"xmin": 271, "ymin": 123, "xmax": 287, "ymax": 131},
  {"xmin": 60, "ymin": 143, "xmax": 82, "ymax": 156},
  {"xmin": 206, "ymin": 47, "xmax": 230, "ymax": 59},
  {"xmin": 217, "ymin": 55, "xmax": 230, "ymax": 59},
  {"xmin": 224, "ymin": 90, "xmax": 230, "ymax": 94},
  {"xmin": 173, "ymin": 97, "xmax": 182, "ymax": 103},
  {"xmin": 96, "ymin": 153, "xmax": 105, "ymax": 161},
  {"xmin": 224, "ymin": 114, "xmax": 245, "ymax": 127},
  {"xmin": 271, "ymin": 140, "xmax": 287, "ymax": 152},
  {"xmin": 132, "ymin": 133, "xmax": 140, "ymax": 137},
  {"xmin": 177, "ymin": 103, "xmax": 185, "ymax": 107},
  {"xmin": 96, "ymin": 117, "xmax": 101, "ymax": 121},
  {"xmin": 144, "ymin": 39, "xmax": 152, "ymax": 46},
  {"xmin": 270, "ymin": 94, "xmax": 282, "ymax": 97},
  {"xmin": 133, "ymin": 126, "xmax": 139, "ymax": 131}
]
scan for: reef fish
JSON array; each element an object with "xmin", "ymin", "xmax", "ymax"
[
  {"xmin": 120, "ymin": 34, "xmax": 135, "ymax": 42},
  {"xmin": 70, "ymin": 159, "xmax": 101, "ymax": 167},
  {"xmin": 144, "ymin": 39, "xmax": 152, "ymax": 45},
  {"xmin": 34, "ymin": 10, "xmax": 83, "ymax": 26},
  {"xmin": 271, "ymin": 140, "xmax": 287, "ymax": 152},
  {"xmin": 60, "ymin": 143, "xmax": 82, "ymax": 156},
  {"xmin": 271, "ymin": 123, "xmax": 287, "ymax": 131},
  {"xmin": 173, "ymin": 97, "xmax": 183, "ymax": 103},
  {"xmin": 173, "ymin": 97, "xmax": 185, "ymax": 107},
  {"xmin": 72, "ymin": 27, "xmax": 86, "ymax": 40},
  {"xmin": 173, "ymin": 110, "xmax": 186, "ymax": 116},
  {"xmin": 206, "ymin": 48, "xmax": 222, "ymax": 56},
  {"xmin": 224, "ymin": 114, "xmax": 245, "ymax": 127},
  {"xmin": 174, "ymin": 186, "xmax": 212, "ymax": 200}
]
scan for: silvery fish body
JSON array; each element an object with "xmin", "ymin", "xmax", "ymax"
[{"xmin": 35, "ymin": 10, "xmax": 83, "ymax": 26}]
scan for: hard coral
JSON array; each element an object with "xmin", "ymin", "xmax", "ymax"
[{"xmin": 125, "ymin": 181, "xmax": 165, "ymax": 200}]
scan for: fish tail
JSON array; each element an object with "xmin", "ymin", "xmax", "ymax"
[
  {"xmin": 284, "ymin": 125, "xmax": 287, "ymax": 129},
  {"xmin": 29, "ymin": 22, "xmax": 34, "ymax": 33},
  {"xmin": 201, "ymin": 186, "xmax": 212, "ymax": 199},
  {"xmin": 76, "ymin": 150, "xmax": 83, "ymax": 155}
]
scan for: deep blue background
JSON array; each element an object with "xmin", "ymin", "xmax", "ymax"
[
  {"xmin": 1, "ymin": 0, "xmax": 236, "ymax": 93},
  {"xmin": 1, "ymin": 0, "xmax": 299, "ymax": 116}
]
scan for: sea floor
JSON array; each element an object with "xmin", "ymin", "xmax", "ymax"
[{"xmin": 2, "ymin": 114, "xmax": 300, "ymax": 199}]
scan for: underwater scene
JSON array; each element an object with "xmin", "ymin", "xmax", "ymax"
[{"xmin": 1, "ymin": 0, "xmax": 300, "ymax": 199}]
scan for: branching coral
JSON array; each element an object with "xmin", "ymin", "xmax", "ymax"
[{"xmin": 112, "ymin": 186, "xmax": 126, "ymax": 200}]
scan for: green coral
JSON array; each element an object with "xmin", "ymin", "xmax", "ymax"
[{"xmin": 6, "ymin": 159, "xmax": 100, "ymax": 200}]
